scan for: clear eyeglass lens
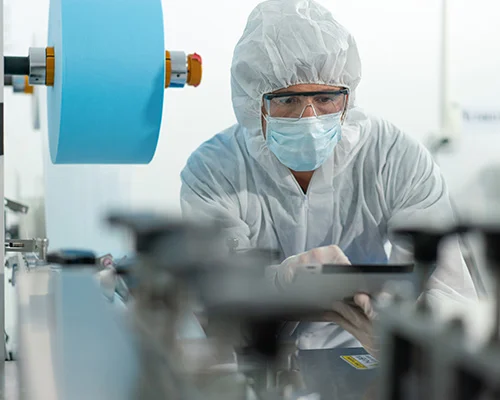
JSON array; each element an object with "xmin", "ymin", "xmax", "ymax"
[{"xmin": 266, "ymin": 92, "xmax": 346, "ymax": 119}]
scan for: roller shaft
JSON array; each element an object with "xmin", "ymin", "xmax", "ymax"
[{"xmin": 4, "ymin": 56, "xmax": 30, "ymax": 76}]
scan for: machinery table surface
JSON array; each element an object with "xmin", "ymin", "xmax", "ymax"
[
  {"xmin": 1, "ymin": 350, "xmax": 378, "ymax": 400},
  {"xmin": 0, "ymin": 361, "xmax": 20, "ymax": 400},
  {"xmin": 299, "ymin": 347, "xmax": 378, "ymax": 400}
]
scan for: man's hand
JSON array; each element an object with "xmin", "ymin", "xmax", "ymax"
[
  {"xmin": 270, "ymin": 246, "xmax": 379, "ymax": 356},
  {"xmin": 274, "ymin": 245, "xmax": 350, "ymax": 288},
  {"xmin": 323, "ymin": 293, "xmax": 379, "ymax": 357},
  {"xmin": 96, "ymin": 268, "xmax": 117, "ymax": 300}
]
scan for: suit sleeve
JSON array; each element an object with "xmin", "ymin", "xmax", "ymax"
[
  {"xmin": 383, "ymin": 131, "xmax": 478, "ymax": 303},
  {"xmin": 180, "ymin": 152, "xmax": 252, "ymax": 250}
]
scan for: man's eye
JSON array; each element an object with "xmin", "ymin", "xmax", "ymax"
[
  {"xmin": 278, "ymin": 97, "xmax": 299, "ymax": 105},
  {"xmin": 316, "ymin": 96, "xmax": 336, "ymax": 103}
]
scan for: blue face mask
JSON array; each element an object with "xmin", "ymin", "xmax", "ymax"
[{"xmin": 265, "ymin": 112, "xmax": 342, "ymax": 172}]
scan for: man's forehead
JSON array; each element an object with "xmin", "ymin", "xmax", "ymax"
[{"xmin": 273, "ymin": 84, "xmax": 344, "ymax": 94}]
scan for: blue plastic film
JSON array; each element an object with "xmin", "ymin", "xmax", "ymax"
[{"xmin": 47, "ymin": 0, "xmax": 165, "ymax": 164}]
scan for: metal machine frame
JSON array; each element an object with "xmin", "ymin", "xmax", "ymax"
[{"xmin": 1, "ymin": 0, "xmax": 6, "ymax": 365}]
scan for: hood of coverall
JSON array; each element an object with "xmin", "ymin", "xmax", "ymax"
[{"xmin": 230, "ymin": 0, "xmax": 362, "ymax": 132}]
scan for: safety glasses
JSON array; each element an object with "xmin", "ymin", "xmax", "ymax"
[{"xmin": 263, "ymin": 89, "xmax": 350, "ymax": 121}]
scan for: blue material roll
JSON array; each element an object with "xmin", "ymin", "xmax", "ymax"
[{"xmin": 47, "ymin": 0, "xmax": 165, "ymax": 164}]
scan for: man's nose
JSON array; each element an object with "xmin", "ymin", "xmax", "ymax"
[{"xmin": 301, "ymin": 104, "xmax": 316, "ymax": 118}]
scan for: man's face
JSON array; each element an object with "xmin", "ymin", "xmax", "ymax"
[{"xmin": 261, "ymin": 83, "xmax": 346, "ymax": 137}]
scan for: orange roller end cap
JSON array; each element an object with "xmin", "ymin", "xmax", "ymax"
[
  {"xmin": 187, "ymin": 53, "xmax": 202, "ymax": 87},
  {"xmin": 165, "ymin": 51, "xmax": 172, "ymax": 88},
  {"xmin": 46, "ymin": 47, "xmax": 55, "ymax": 86}
]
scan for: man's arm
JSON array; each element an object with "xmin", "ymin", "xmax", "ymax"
[
  {"xmin": 180, "ymin": 154, "xmax": 252, "ymax": 250},
  {"xmin": 383, "ymin": 131, "xmax": 477, "ymax": 302}
]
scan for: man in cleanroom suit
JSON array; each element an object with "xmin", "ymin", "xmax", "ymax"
[{"xmin": 179, "ymin": 0, "xmax": 477, "ymax": 355}]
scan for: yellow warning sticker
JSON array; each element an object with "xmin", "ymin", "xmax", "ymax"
[{"xmin": 340, "ymin": 354, "xmax": 379, "ymax": 370}]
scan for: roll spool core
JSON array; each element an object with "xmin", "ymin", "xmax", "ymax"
[
  {"xmin": 7, "ymin": 47, "xmax": 202, "ymax": 90},
  {"xmin": 4, "ymin": 47, "xmax": 56, "ymax": 87}
]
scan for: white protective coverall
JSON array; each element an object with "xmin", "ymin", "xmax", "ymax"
[{"xmin": 180, "ymin": 0, "xmax": 477, "ymax": 349}]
